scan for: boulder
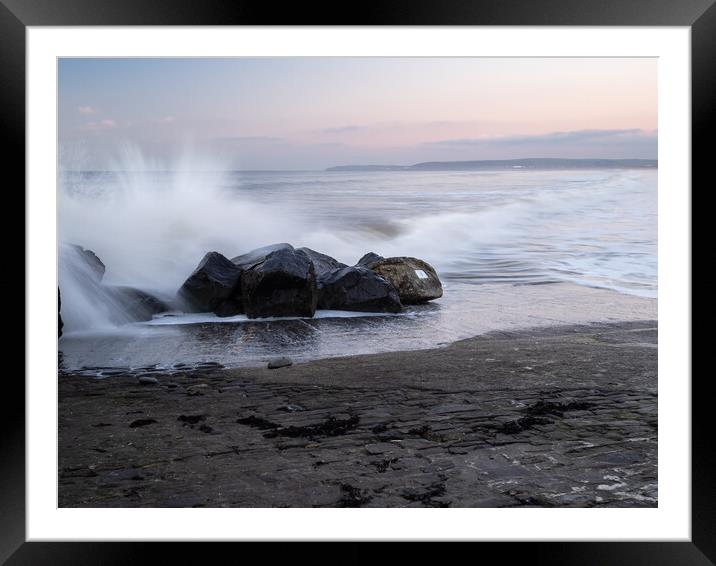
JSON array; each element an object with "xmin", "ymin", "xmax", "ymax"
[
  {"xmin": 241, "ymin": 247, "xmax": 317, "ymax": 318},
  {"xmin": 360, "ymin": 256, "xmax": 442, "ymax": 304},
  {"xmin": 317, "ymin": 267, "xmax": 402, "ymax": 313},
  {"xmin": 355, "ymin": 252, "xmax": 384, "ymax": 268},
  {"xmin": 177, "ymin": 252, "xmax": 243, "ymax": 315},
  {"xmin": 213, "ymin": 296, "xmax": 244, "ymax": 318},
  {"xmin": 231, "ymin": 243, "xmax": 294, "ymax": 269},
  {"xmin": 112, "ymin": 286, "xmax": 170, "ymax": 322},
  {"xmin": 297, "ymin": 247, "xmax": 348, "ymax": 276},
  {"xmin": 69, "ymin": 244, "xmax": 106, "ymax": 282},
  {"xmin": 59, "ymin": 245, "xmax": 170, "ymax": 328}
]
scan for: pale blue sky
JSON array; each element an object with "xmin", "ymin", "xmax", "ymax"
[{"xmin": 59, "ymin": 58, "xmax": 657, "ymax": 170}]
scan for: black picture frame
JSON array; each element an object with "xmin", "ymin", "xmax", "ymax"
[{"xmin": 5, "ymin": 0, "xmax": 704, "ymax": 563}]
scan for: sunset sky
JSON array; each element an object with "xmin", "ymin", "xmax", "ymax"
[{"xmin": 58, "ymin": 57, "xmax": 657, "ymax": 170}]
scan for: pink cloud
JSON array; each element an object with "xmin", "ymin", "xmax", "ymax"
[{"xmin": 78, "ymin": 106, "xmax": 98, "ymax": 114}]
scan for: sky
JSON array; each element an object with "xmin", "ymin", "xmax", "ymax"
[{"xmin": 58, "ymin": 57, "xmax": 657, "ymax": 170}]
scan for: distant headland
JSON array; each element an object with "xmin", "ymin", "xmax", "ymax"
[{"xmin": 326, "ymin": 158, "xmax": 657, "ymax": 172}]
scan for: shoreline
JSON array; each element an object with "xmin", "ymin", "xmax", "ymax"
[
  {"xmin": 58, "ymin": 281, "xmax": 657, "ymax": 372},
  {"xmin": 59, "ymin": 320, "xmax": 657, "ymax": 508}
]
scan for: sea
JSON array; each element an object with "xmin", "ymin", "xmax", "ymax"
[{"xmin": 58, "ymin": 166, "xmax": 658, "ymax": 372}]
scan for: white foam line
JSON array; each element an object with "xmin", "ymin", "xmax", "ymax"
[{"xmin": 143, "ymin": 309, "xmax": 401, "ymax": 326}]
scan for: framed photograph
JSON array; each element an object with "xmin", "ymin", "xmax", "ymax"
[{"xmin": 8, "ymin": 0, "xmax": 705, "ymax": 562}]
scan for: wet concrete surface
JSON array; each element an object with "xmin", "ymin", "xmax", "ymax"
[{"xmin": 59, "ymin": 321, "xmax": 657, "ymax": 508}]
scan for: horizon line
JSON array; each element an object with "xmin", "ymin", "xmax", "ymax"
[{"xmin": 61, "ymin": 156, "xmax": 658, "ymax": 174}]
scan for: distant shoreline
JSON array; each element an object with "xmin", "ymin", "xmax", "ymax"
[
  {"xmin": 326, "ymin": 158, "xmax": 658, "ymax": 172},
  {"xmin": 61, "ymin": 158, "xmax": 658, "ymax": 175}
]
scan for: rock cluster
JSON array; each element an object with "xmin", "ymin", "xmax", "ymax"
[
  {"xmin": 58, "ymin": 243, "xmax": 443, "ymax": 330},
  {"xmin": 176, "ymin": 244, "xmax": 443, "ymax": 319},
  {"xmin": 358, "ymin": 255, "xmax": 443, "ymax": 304}
]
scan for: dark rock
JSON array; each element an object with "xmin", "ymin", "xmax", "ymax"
[
  {"xmin": 355, "ymin": 252, "xmax": 384, "ymax": 268},
  {"xmin": 137, "ymin": 376, "xmax": 159, "ymax": 385},
  {"xmin": 177, "ymin": 252, "xmax": 243, "ymax": 315},
  {"xmin": 268, "ymin": 356, "xmax": 293, "ymax": 369},
  {"xmin": 241, "ymin": 248, "xmax": 317, "ymax": 318},
  {"xmin": 361, "ymin": 256, "xmax": 442, "ymax": 304},
  {"xmin": 112, "ymin": 286, "xmax": 170, "ymax": 322},
  {"xmin": 317, "ymin": 266, "xmax": 402, "ymax": 313},
  {"xmin": 213, "ymin": 296, "xmax": 244, "ymax": 318},
  {"xmin": 297, "ymin": 247, "xmax": 348, "ymax": 276},
  {"xmin": 70, "ymin": 244, "xmax": 106, "ymax": 282},
  {"xmin": 231, "ymin": 243, "xmax": 294, "ymax": 269}
]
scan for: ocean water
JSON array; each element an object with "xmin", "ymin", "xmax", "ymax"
[
  {"xmin": 58, "ymin": 166, "xmax": 657, "ymax": 370},
  {"xmin": 235, "ymin": 168, "xmax": 657, "ymax": 296}
]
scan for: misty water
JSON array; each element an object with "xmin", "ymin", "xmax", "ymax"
[{"xmin": 59, "ymin": 162, "xmax": 657, "ymax": 372}]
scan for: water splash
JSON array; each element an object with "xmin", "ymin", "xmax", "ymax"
[
  {"xmin": 58, "ymin": 244, "xmax": 141, "ymax": 332},
  {"xmin": 60, "ymin": 147, "xmax": 305, "ymax": 292},
  {"xmin": 59, "ymin": 146, "xmax": 656, "ymax": 334}
]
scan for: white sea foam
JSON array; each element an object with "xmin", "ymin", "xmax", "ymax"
[{"xmin": 144, "ymin": 309, "xmax": 397, "ymax": 326}]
